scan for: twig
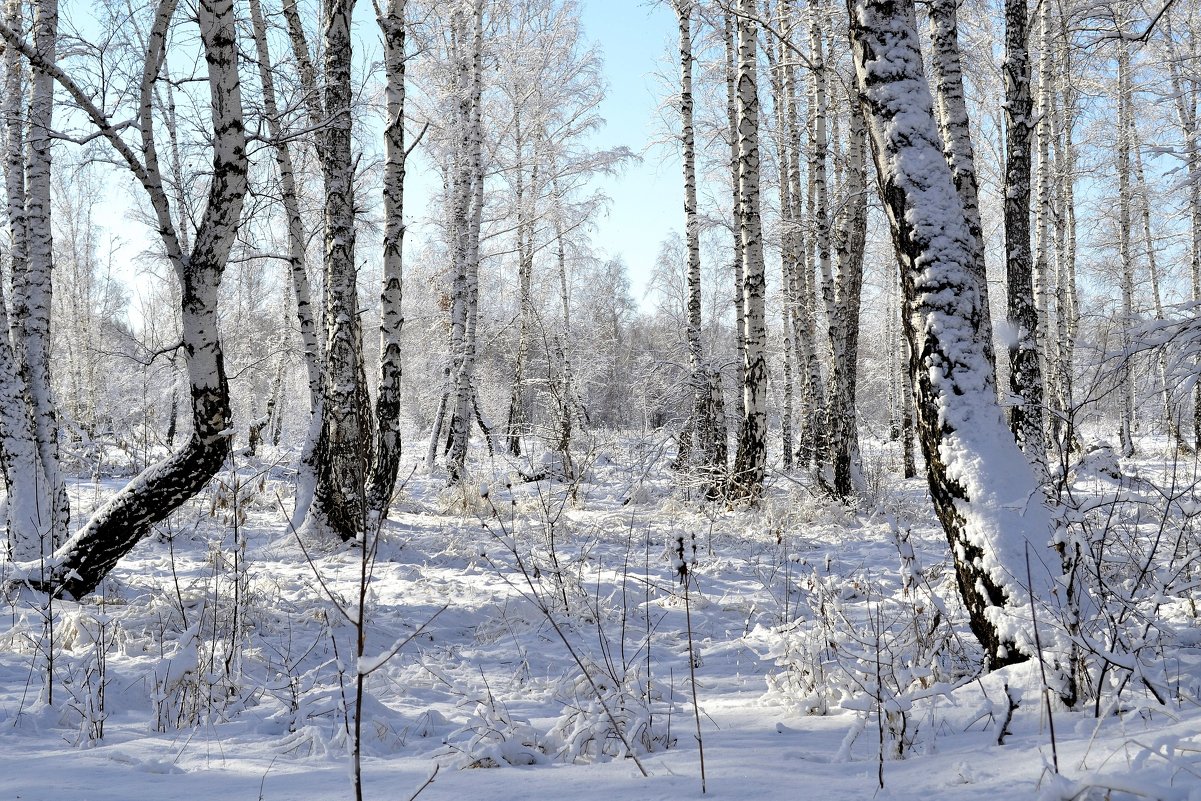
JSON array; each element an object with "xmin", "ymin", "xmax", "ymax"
[{"xmin": 1026, "ymin": 544, "xmax": 1060, "ymax": 774}]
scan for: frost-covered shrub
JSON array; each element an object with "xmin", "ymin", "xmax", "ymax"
[
  {"xmin": 547, "ymin": 663, "xmax": 674, "ymax": 762},
  {"xmin": 445, "ymin": 698, "xmax": 546, "ymax": 768},
  {"xmin": 757, "ymin": 524, "xmax": 973, "ymax": 758}
]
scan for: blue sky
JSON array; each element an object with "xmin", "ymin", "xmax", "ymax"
[{"xmin": 577, "ymin": 0, "xmax": 683, "ymax": 303}]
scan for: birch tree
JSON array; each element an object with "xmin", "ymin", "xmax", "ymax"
[
  {"xmin": 730, "ymin": 0, "xmax": 768, "ymax": 498},
  {"xmin": 847, "ymin": 0, "xmax": 1054, "ymax": 668},
  {"xmin": 306, "ymin": 0, "xmax": 375, "ymax": 540},
  {"xmin": 444, "ymin": 0, "xmax": 487, "ymax": 484},
  {"xmin": 1162, "ymin": 13, "xmax": 1201, "ymax": 447},
  {"xmin": 1003, "ymin": 0, "xmax": 1046, "ymax": 470},
  {"xmin": 366, "ymin": 0, "xmax": 409, "ymax": 521},
  {"xmin": 1, "ymin": 0, "xmax": 248, "ymax": 598},
  {"xmin": 247, "ymin": 0, "xmax": 324, "ymax": 523},
  {"xmin": 1116, "ymin": 36, "xmax": 1137, "ymax": 457},
  {"xmin": 823, "ymin": 79, "xmax": 868, "ymax": 498},
  {"xmin": 669, "ymin": 0, "xmax": 723, "ymax": 486},
  {"xmin": 0, "ymin": 0, "xmax": 67, "ymax": 559}
]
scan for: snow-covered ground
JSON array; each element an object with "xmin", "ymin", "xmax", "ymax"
[{"xmin": 2, "ymin": 434, "xmax": 1200, "ymax": 801}]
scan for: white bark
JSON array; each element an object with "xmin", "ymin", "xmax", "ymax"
[
  {"xmin": 1003, "ymin": 0, "xmax": 1046, "ymax": 471},
  {"xmin": 367, "ymin": 0, "xmax": 409, "ymax": 519},
  {"xmin": 848, "ymin": 0, "xmax": 1055, "ymax": 669},
  {"xmin": 311, "ymin": 0, "xmax": 374, "ymax": 540},
  {"xmin": 731, "ymin": 0, "xmax": 767, "ymax": 497},
  {"xmin": 1116, "ymin": 39, "xmax": 1136, "ymax": 457},
  {"xmin": 446, "ymin": 0, "xmax": 486, "ymax": 483},
  {"xmin": 0, "ymin": 0, "xmax": 248, "ymax": 597}
]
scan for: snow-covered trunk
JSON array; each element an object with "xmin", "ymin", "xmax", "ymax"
[
  {"xmin": 367, "ymin": 0, "xmax": 408, "ymax": 520},
  {"xmin": 1116, "ymin": 40, "xmax": 1136, "ymax": 458},
  {"xmin": 730, "ymin": 0, "xmax": 767, "ymax": 498},
  {"xmin": 447, "ymin": 0, "xmax": 485, "ymax": 483},
  {"xmin": 767, "ymin": 3, "xmax": 793, "ymax": 471},
  {"xmin": 783, "ymin": 0, "xmax": 819, "ymax": 469},
  {"xmin": 282, "ymin": 0, "xmax": 325, "ymax": 131},
  {"xmin": 1051, "ymin": 13, "xmax": 1079, "ymax": 451},
  {"xmin": 1034, "ymin": 0, "xmax": 1056, "ymax": 442},
  {"xmin": 25, "ymin": 0, "xmax": 246, "ymax": 598},
  {"xmin": 247, "ymin": 0, "xmax": 323, "ymax": 528},
  {"xmin": 1002, "ymin": 0, "xmax": 1046, "ymax": 472},
  {"xmin": 826, "ymin": 84, "xmax": 867, "ymax": 499},
  {"xmin": 724, "ymin": 11, "xmax": 747, "ymax": 427},
  {"xmin": 506, "ymin": 118, "xmax": 534, "ymax": 458},
  {"xmin": 1164, "ymin": 19, "xmax": 1200, "ymax": 448},
  {"xmin": 312, "ymin": 0, "xmax": 373, "ymax": 540},
  {"xmin": 928, "ymin": 0, "xmax": 990, "ymax": 336},
  {"xmin": 847, "ymin": 0, "xmax": 1054, "ymax": 669},
  {"xmin": 17, "ymin": 0, "xmax": 67, "ymax": 548},
  {"xmin": 0, "ymin": 0, "xmax": 49, "ymax": 560}
]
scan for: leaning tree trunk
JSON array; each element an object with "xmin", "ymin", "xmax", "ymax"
[
  {"xmin": 0, "ymin": 0, "xmax": 247, "ymax": 599},
  {"xmin": 847, "ymin": 0, "xmax": 1054, "ymax": 670},
  {"xmin": 730, "ymin": 0, "xmax": 767, "ymax": 499},
  {"xmin": 366, "ymin": 0, "xmax": 408, "ymax": 522},
  {"xmin": 247, "ymin": 0, "xmax": 324, "ymax": 531},
  {"xmin": 1003, "ymin": 0, "xmax": 1046, "ymax": 471}
]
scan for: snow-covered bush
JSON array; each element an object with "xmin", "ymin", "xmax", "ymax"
[
  {"xmin": 547, "ymin": 662, "xmax": 674, "ymax": 762},
  {"xmin": 445, "ymin": 697, "xmax": 546, "ymax": 768}
]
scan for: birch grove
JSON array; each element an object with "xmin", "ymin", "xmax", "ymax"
[{"xmin": 0, "ymin": 0, "xmax": 1198, "ymax": 699}]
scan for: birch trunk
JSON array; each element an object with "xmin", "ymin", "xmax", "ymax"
[
  {"xmin": 674, "ymin": 0, "xmax": 715, "ymax": 479},
  {"xmin": 447, "ymin": 0, "xmax": 485, "ymax": 483},
  {"xmin": 826, "ymin": 83, "xmax": 868, "ymax": 499},
  {"xmin": 1051, "ymin": 11, "xmax": 1079, "ymax": 451},
  {"xmin": 848, "ymin": 0, "xmax": 1054, "ymax": 668},
  {"xmin": 730, "ymin": 0, "xmax": 767, "ymax": 498},
  {"xmin": 1003, "ymin": 0, "xmax": 1046, "ymax": 471},
  {"xmin": 311, "ymin": 0, "xmax": 374, "ymax": 540},
  {"xmin": 766, "ymin": 0, "xmax": 793, "ymax": 471},
  {"xmin": 367, "ymin": 0, "xmax": 409, "ymax": 520},
  {"xmin": 1164, "ymin": 17, "xmax": 1201, "ymax": 448},
  {"xmin": 725, "ymin": 11, "xmax": 747, "ymax": 426},
  {"xmin": 1130, "ymin": 121, "xmax": 1180, "ymax": 446},
  {"xmin": 0, "ymin": 0, "xmax": 49, "ymax": 560},
  {"xmin": 505, "ymin": 122, "xmax": 532, "ymax": 458},
  {"xmin": 247, "ymin": 0, "xmax": 324, "ymax": 530},
  {"xmin": 248, "ymin": 0, "xmax": 321, "ymax": 411},
  {"xmin": 1116, "ymin": 39, "xmax": 1136, "ymax": 458},
  {"xmin": 17, "ymin": 0, "xmax": 68, "ymax": 547},
  {"xmin": 782, "ymin": 0, "xmax": 819, "ymax": 468},
  {"xmin": 1, "ymin": 0, "xmax": 247, "ymax": 597}
]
